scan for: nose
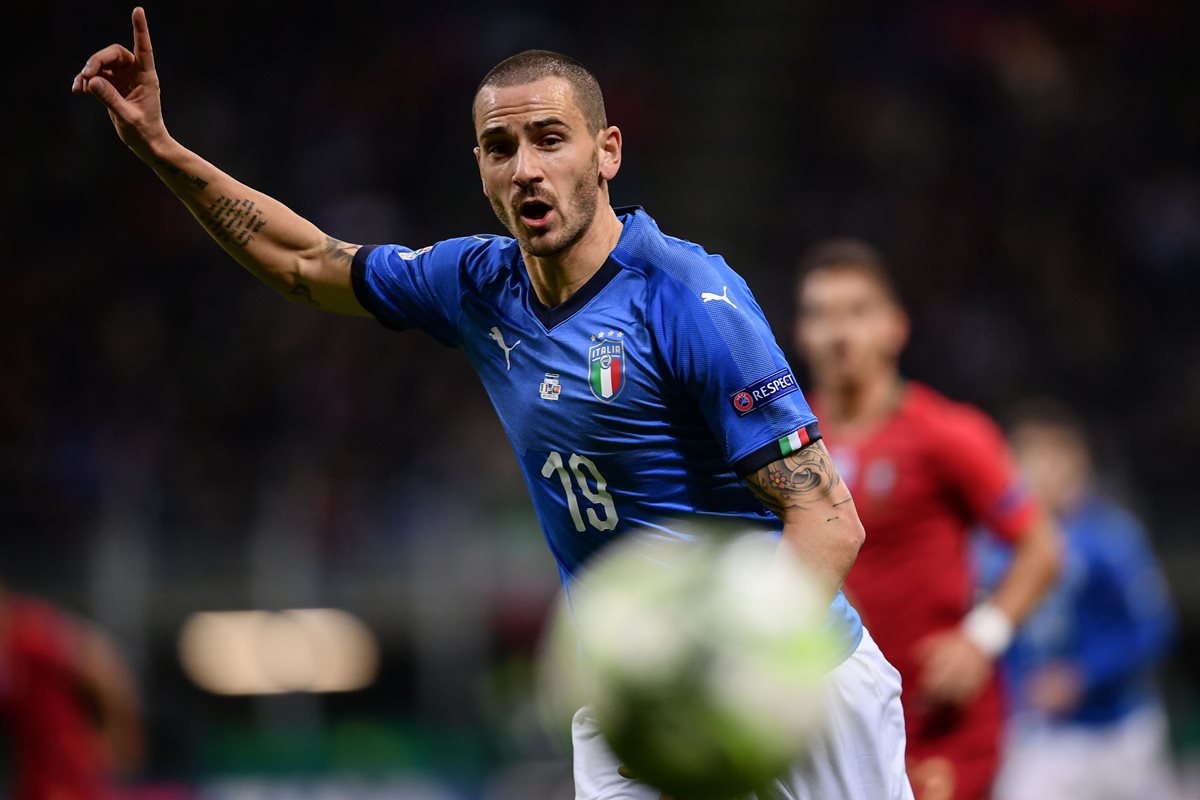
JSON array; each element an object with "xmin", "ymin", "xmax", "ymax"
[
  {"xmin": 512, "ymin": 143, "xmax": 544, "ymax": 187},
  {"xmin": 828, "ymin": 318, "xmax": 856, "ymax": 346}
]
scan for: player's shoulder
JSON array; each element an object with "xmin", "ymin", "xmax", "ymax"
[
  {"xmin": 903, "ymin": 382, "xmax": 1006, "ymax": 446},
  {"xmin": 426, "ymin": 233, "xmax": 519, "ymax": 279},
  {"xmin": 372, "ymin": 233, "xmax": 515, "ymax": 276},
  {"xmin": 1073, "ymin": 495, "xmax": 1149, "ymax": 550},
  {"xmin": 613, "ymin": 208, "xmax": 749, "ymax": 301},
  {"xmin": 4, "ymin": 593, "xmax": 57, "ymax": 626},
  {"xmin": 3, "ymin": 594, "xmax": 72, "ymax": 655}
]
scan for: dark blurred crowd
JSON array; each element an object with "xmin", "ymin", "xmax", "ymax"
[{"xmin": 3, "ymin": 0, "xmax": 1198, "ymax": 786}]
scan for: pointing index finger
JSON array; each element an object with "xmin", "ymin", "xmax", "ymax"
[{"xmin": 131, "ymin": 6, "xmax": 155, "ymax": 69}]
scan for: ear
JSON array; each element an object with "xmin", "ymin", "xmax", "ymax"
[
  {"xmin": 598, "ymin": 126, "xmax": 622, "ymax": 181},
  {"xmin": 887, "ymin": 307, "xmax": 911, "ymax": 358},
  {"xmin": 474, "ymin": 146, "xmax": 487, "ymax": 196}
]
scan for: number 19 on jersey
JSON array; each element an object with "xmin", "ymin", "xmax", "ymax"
[{"xmin": 541, "ymin": 451, "xmax": 619, "ymax": 533}]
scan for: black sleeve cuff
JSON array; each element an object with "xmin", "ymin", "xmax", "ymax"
[
  {"xmin": 733, "ymin": 423, "xmax": 823, "ymax": 477},
  {"xmin": 351, "ymin": 245, "xmax": 404, "ymax": 331},
  {"xmin": 351, "ymin": 244, "xmax": 378, "ymax": 312}
]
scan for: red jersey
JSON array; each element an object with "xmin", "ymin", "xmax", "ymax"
[
  {"xmin": 818, "ymin": 383, "xmax": 1037, "ymax": 797},
  {"xmin": 0, "ymin": 595, "xmax": 108, "ymax": 800}
]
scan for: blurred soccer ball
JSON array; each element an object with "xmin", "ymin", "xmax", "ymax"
[{"xmin": 540, "ymin": 527, "xmax": 838, "ymax": 799}]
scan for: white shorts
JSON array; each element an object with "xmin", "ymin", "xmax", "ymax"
[
  {"xmin": 994, "ymin": 705, "xmax": 1178, "ymax": 800},
  {"xmin": 572, "ymin": 626, "xmax": 914, "ymax": 800}
]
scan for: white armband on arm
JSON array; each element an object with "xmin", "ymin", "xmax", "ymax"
[{"xmin": 962, "ymin": 602, "xmax": 1014, "ymax": 659}]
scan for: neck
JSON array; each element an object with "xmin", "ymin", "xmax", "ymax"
[
  {"xmin": 524, "ymin": 204, "xmax": 624, "ymax": 307},
  {"xmin": 1051, "ymin": 480, "xmax": 1090, "ymax": 520},
  {"xmin": 818, "ymin": 367, "xmax": 902, "ymax": 431}
]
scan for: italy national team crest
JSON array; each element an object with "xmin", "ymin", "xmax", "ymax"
[{"xmin": 588, "ymin": 331, "xmax": 626, "ymax": 401}]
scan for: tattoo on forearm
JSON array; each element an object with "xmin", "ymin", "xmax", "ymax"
[
  {"xmin": 198, "ymin": 195, "xmax": 268, "ymax": 248},
  {"xmin": 324, "ymin": 236, "xmax": 357, "ymax": 263},
  {"xmin": 154, "ymin": 158, "xmax": 209, "ymax": 191},
  {"xmin": 745, "ymin": 441, "xmax": 850, "ymax": 515}
]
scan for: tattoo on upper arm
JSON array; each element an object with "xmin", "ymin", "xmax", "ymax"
[
  {"xmin": 286, "ymin": 238, "xmax": 357, "ymax": 308},
  {"xmin": 198, "ymin": 195, "xmax": 268, "ymax": 248},
  {"xmin": 323, "ymin": 235, "xmax": 358, "ymax": 263},
  {"xmin": 744, "ymin": 440, "xmax": 851, "ymax": 516},
  {"xmin": 289, "ymin": 267, "xmax": 320, "ymax": 307}
]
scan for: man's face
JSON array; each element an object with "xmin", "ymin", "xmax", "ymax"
[
  {"xmin": 474, "ymin": 76, "xmax": 604, "ymax": 258},
  {"xmin": 1011, "ymin": 423, "xmax": 1090, "ymax": 515},
  {"xmin": 795, "ymin": 268, "xmax": 908, "ymax": 389}
]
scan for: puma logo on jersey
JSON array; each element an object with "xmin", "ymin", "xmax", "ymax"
[
  {"xmin": 701, "ymin": 286, "xmax": 736, "ymax": 308},
  {"xmin": 488, "ymin": 326, "xmax": 521, "ymax": 370}
]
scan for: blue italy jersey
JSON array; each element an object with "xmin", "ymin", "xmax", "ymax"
[
  {"xmin": 351, "ymin": 207, "xmax": 863, "ymax": 660},
  {"xmin": 975, "ymin": 495, "xmax": 1175, "ymax": 725}
]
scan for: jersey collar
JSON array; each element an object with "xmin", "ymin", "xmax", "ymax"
[{"xmin": 523, "ymin": 206, "xmax": 643, "ymax": 331}]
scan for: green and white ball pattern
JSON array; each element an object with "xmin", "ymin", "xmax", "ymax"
[{"xmin": 542, "ymin": 529, "xmax": 839, "ymax": 799}]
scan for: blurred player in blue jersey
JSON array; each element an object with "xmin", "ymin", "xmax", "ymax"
[
  {"xmin": 982, "ymin": 402, "xmax": 1178, "ymax": 799},
  {"xmin": 74, "ymin": 9, "xmax": 914, "ymax": 798}
]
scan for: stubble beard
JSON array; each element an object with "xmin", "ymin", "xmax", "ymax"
[
  {"xmin": 817, "ymin": 351, "xmax": 891, "ymax": 398},
  {"xmin": 490, "ymin": 153, "xmax": 601, "ymax": 258}
]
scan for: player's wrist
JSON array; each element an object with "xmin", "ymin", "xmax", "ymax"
[
  {"xmin": 961, "ymin": 602, "xmax": 1014, "ymax": 659},
  {"xmin": 136, "ymin": 129, "xmax": 179, "ymax": 167}
]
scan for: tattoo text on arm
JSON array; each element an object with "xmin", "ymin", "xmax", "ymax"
[
  {"xmin": 154, "ymin": 158, "xmax": 209, "ymax": 191},
  {"xmin": 198, "ymin": 194, "xmax": 268, "ymax": 248},
  {"xmin": 744, "ymin": 440, "xmax": 853, "ymax": 518}
]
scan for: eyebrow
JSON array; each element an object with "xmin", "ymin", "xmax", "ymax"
[
  {"xmin": 480, "ymin": 116, "xmax": 571, "ymax": 140},
  {"xmin": 528, "ymin": 117, "xmax": 569, "ymax": 130}
]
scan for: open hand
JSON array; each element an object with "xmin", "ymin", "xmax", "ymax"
[{"xmin": 70, "ymin": 7, "xmax": 167, "ymax": 158}]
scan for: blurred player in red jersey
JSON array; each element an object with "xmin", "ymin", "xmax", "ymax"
[
  {"xmin": 793, "ymin": 240, "xmax": 1061, "ymax": 800},
  {"xmin": 0, "ymin": 587, "xmax": 144, "ymax": 800}
]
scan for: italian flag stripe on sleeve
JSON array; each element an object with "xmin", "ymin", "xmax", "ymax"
[
  {"xmin": 777, "ymin": 425, "xmax": 814, "ymax": 456},
  {"xmin": 733, "ymin": 423, "xmax": 822, "ymax": 477}
]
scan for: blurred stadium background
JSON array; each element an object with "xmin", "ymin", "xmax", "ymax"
[{"xmin": 5, "ymin": 0, "xmax": 1199, "ymax": 796}]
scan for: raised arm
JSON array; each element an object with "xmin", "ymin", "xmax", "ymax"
[
  {"xmin": 71, "ymin": 7, "xmax": 368, "ymax": 316},
  {"xmin": 743, "ymin": 440, "xmax": 865, "ymax": 602}
]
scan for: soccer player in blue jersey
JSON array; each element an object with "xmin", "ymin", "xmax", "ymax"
[
  {"xmin": 74, "ymin": 9, "xmax": 913, "ymax": 797},
  {"xmin": 980, "ymin": 402, "xmax": 1179, "ymax": 799}
]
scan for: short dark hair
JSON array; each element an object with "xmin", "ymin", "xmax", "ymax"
[
  {"xmin": 475, "ymin": 50, "xmax": 608, "ymax": 133},
  {"xmin": 1008, "ymin": 398, "xmax": 1086, "ymax": 440},
  {"xmin": 795, "ymin": 238, "xmax": 902, "ymax": 306}
]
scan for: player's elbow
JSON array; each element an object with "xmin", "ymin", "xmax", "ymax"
[
  {"xmin": 779, "ymin": 509, "xmax": 863, "ymax": 566},
  {"xmin": 1021, "ymin": 513, "xmax": 1063, "ymax": 585},
  {"xmin": 830, "ymin": 514, "xmax": 866, "ymax": 565},
  {"xmin": 845, "ymin": 516, "xmax": 866, "ymax": 559},
  {"xmin": 1045, "ymin": 533, "xmax": 1063, "ymax": 584},
  {"xmin": 1039, "ymin": 519, "xmax": 1063, "ymax": 581}
]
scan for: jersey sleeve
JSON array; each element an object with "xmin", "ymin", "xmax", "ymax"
[
  {"xmin": 935, "ymin": 406, "xmax": 1038, "ymax": 541},
  {"xmin": 1073, "ymin": 511, "xmax": 1176, "ymax": 690},
  {"xmin": 655, "ymin": 269, "xmax": 820, "ymax": 476},
  {"xmin": 350, "ymin": 238, "xmax": 478, "ymax": 346}
]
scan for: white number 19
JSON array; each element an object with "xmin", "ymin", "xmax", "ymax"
[{"xmin": 541, "ymin": 451, "xmax": 619, "ymax": 533}]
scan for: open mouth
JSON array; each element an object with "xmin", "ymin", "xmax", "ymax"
[{"xmin": 519, "ymin": 200, "xmax": 554, "ymax": 227}]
